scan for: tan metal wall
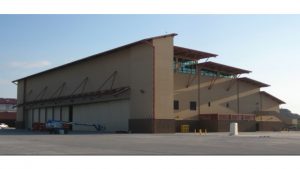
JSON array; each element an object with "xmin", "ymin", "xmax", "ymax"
[
  {"xmin": 174, "ymin": 73, "xmax": 262, "ymax": 120},
  {"xmin": 261, "ymin": 94, "xmax": 280, "ymax": 112},
  {"xmin": 16, "ymin": 35, "xmax": 175, "ymax": 132},
  {"xmin": 129, "ymin": 44, "xmax": 154, "ymax": 119},
  {"xmin": 256, "ymin": 115, "xmax": 281, "ymax": 122},
  {"xmin": 24, "ymin": 49, "xmax": 131, "ymax": 102},
  {"xmin": 153, "ymin": 37, "xmax": 174, "ymax": 119},
  {"xmin": 17, "ymin": 42, "xmax": 156, "ymax": 127}
]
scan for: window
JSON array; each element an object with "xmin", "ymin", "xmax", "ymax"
[
  {"xmin": 190, "ymin": 101, "xmax": 196, "ymax": 111},
  {"xmin": 173, "ymin": 58, "xmax": 196, "ymax": 74},
  {"xmin": 226, "ymin": 103, "xmax": 229, "ymax": 108},
  {"xmin": 174, "ymin": 100, "xmax": 179, "ymax": 110},
  {"xmin": 208, "ymin": 102, "xmax": 211, "ymax": 107}
]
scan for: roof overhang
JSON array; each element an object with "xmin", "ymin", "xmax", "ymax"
[
  {"xmin": 260, "ymin": 91, "xmax": 286, "ymax": 104},
  {"xmin": 174, "ymin": 46, "xmax": 217, "ymax": 61},
  {"xmin": 238, "ymin": 77, "xmax": 270, "ymax": 87},
  {"xmin": 196, "ymin": 61, "xmax": 251, "ymax": 75}
]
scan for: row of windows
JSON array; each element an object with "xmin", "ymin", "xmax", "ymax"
[{"xmin": 174, "ymin": 100, "xmax": 231, "ymax": 110}]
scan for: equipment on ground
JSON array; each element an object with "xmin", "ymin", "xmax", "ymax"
[{"xmin": 45, "ymin": 120, "xmax": 105, "ymax": 134}]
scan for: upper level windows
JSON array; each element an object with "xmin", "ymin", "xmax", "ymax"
[
  {"xmin": 173, "ymin": 58, "xmax": 196, "ymax": 74},
  {"xmin": 173, "ymin": 58, "xmax": 233, "ymax": 78}
]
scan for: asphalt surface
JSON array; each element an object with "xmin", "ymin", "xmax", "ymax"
[{"xmin": 1, "ymin": 129, "xmax": 300, "ymax": 155}]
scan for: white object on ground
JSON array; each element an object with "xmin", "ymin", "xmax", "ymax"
[
  {"xmin": 0, "ymin": 123, "xmax": 8, "ymax": 128},
  {"xmin": 230, "ymin": 122, "xmax": 238, "ymax": 136}
]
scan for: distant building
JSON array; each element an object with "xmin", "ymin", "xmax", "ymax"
[{"xmin": 0, "ymin": 98, "xmax": 17, "ymax": 127}]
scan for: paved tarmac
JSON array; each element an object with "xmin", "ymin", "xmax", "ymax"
[{"xmin": 1, "ymin": 129, "xmax": 300, "ymax": 155}]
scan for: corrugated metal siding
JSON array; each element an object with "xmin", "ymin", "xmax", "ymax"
[
  {"xmin": 73, "ymin": 100, "xmax": 129, "ymax": 132},
  {"xmin": 27, "ymin": 109, "xmax": 32, "ymax": 129},
  {"xmin": 62, "ymin": 107, "xmax": 69, "ymax": 121},
  {"xmin": 33, "ymin": 109, "xmax": 39, "ymax": 123},
  {"xmin": 40, "ymin": 108, "xmax": 46, "ymax": 123},
  {"xmin": 46, "ymin": 108, "xmax": 53, "ymax": 121},
  {"xmin": 54, "ymin": 107, "xmax": 60, "ymax": 120}
]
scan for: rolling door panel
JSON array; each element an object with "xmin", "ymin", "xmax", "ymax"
[
  {"xmin": 40, "ymin": 108, "xmax": 46, "ymax": 123},
  {"xmin": 33, "ymin": 109, "xmax": 39, "ymax": 123},
  {"xmin": 27, "ymin": 109, "xmax": 33, "ymax": 129},
  {"xmin": 73, "ymin": 100, "xmax": 130, "ymax": 132},
  {"xmin": 54, "ymin": 107, "xmax": 60, "ymax": 120},
  {"xmin": 46, "ymin": 108, "xmax": 53, "ymax": 121},
  {"xmin": 61, "ymin": 107, "xmax": 69, "ymax": 122}
]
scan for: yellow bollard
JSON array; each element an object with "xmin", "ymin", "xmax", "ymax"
[
  {"xmin": 199, "ymin": 129, "xmax": 202, "ymax": 135},
  {"xmin": 205, "ymin": 129, "xmax": 207, "ymax": 135}
]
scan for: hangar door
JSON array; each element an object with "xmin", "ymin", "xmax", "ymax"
[{"xmin": 73, "ymin": 100, "xmax": 129, "ymax": 132}]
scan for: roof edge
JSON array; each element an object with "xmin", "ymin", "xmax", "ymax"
[
  {"xmin": 12, "ymin": 33, "xmax": 178, "ymax": 83},
  {"xmin": 174, "ymin": 45, "xmax": 218, "ymax": 57},
  {"xmin": 196, "ymin": 61, "xmax": 252, "ymax": 75},
  {"xmin": 260, "ymin": 91, "xmax": 286, "ymax": 104},
  {"xmin": 238, "ymin": 77, "xmax": 270, "ymax": 87}
]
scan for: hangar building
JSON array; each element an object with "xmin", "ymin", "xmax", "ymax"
[{"xmin": 13, "ymin": 34, "xmax": 286, "ymax": 133}]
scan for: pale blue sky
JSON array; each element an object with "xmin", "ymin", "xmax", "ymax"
[{"xmin": 0, "ymin": 15, "xmax": 299, "ymax": 113}]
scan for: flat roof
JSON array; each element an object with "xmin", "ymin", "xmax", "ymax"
[
  {"xmin": 238, "ymin": 77, "xmax": 270, "ymax": 87},
  {"xmin": 260, "ymin": 91, "xmax": 286, "ymax": 104},
  {"xmin": 174, "ymin": 46, "xmax": 217, "ymax": 61},
  {"xmin": 13, "ymin": 33, "xmax": 178, "ymax": 82},
  {"xmin": 196, "ymin": 61, "xmax": 251, "ymax": 75}
]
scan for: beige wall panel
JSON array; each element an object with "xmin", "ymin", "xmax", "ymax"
[
  {"xmin": 238, "ymin": 92, "xmax": 260, "ymax": 114},
  {"xmin": 40, "ymin": 108, "xmax": 46, "ymax": 123},
  {"xmin": 46, "ymin": 107, "xmax": 53, "ymax": 121},
  {"xmin": 262, "ymin": 95, "xmax": 280, "ymax": 112},
  {"xmin": 153, "ymin": 37, "xmax": 174, "ymax": 119},
  {"xmin": 54, "ymin": 107, "xmax": 61, "ymax": 120},
  {"xmin": 129, "ymin": 44, "xmax": 153, "ymax": 119},
  {"xmin": 73, "ymin": 100, "xmax": 129, "ymax": 131},
  {"xmin": 174, "ymin": 73, "xmax": 262, "ymax": 120},
  {"xmin": 256, "ymin": 115, "xmax": 281, "ymax": 122},
  {"xmin": 24, "ymin": 48, "xmax": 131, "ymax": 102},
  {"xmin": 61, "ymin": 107, "xmax": 69, "ymax": 122},
  {"xmin": 33, "ymin": 109, "xmax": 39, "ymax": 123}
]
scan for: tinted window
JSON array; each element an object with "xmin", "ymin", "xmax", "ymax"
[
  {"xmin": 190, "ymin": 101, "xmax": 196, "ymax": 111},
  {"xmin": 174, "ymin": 100, "xmax": 179, "ymax": 110}
]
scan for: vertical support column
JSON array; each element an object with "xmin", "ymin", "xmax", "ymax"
[
  {"xmin": 260, "ymin": 92, "xmax": 263, "ymax": 111},
  {"xmin": 31, "ymin": 109, "xmax": 34, "ymax": 127},
  {"xmin": 237, "ymin": 78, "xmax": 240, "ymax": 114},
  {"xmin": 197, "ymin": 66, "xmax": 201, "ymax": 119},
  {"xmin": 260, "ymin": 92, "xmax": 263, "ymax": 121},
  {"xmin": 21, "ymin": 78, "xmax": 27, "ymax": 128}
]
